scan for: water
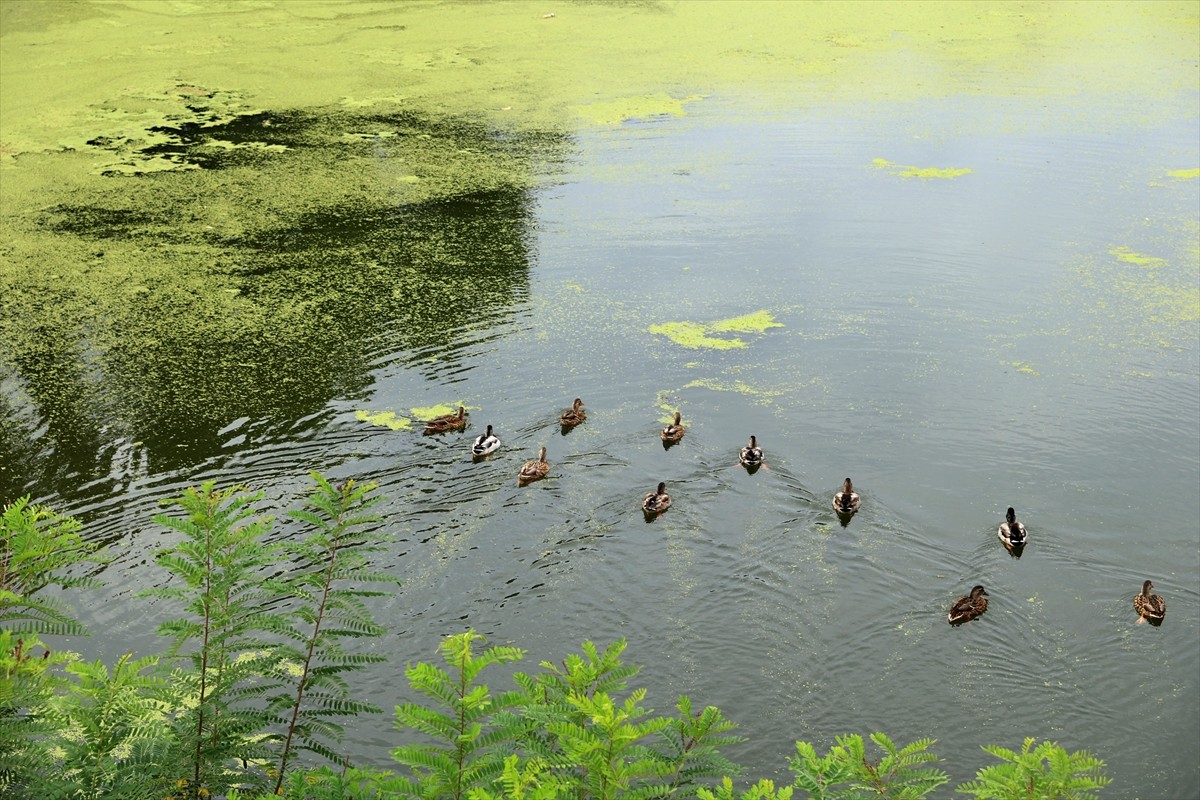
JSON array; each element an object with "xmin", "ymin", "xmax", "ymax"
[{"xmin": 3, "ymin": 12, "xmax": 1199, "ymax": 800}]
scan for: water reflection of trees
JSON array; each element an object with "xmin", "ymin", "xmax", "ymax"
[{"xmin": 0, "ymin": 108, "xmax": 565, "ymax": 500}]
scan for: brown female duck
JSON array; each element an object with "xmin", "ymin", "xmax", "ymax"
[
  {"xmin": 660, "ymin": 411, "xmax": 685, "ymax": 443},
  {"xmin": 423, "ymin": 406, "xmax": 467, "ymax": 434},
  {"xmin": 560, "ymin": 398, "xmax": 586, "ymax": 428},
  {"xmin": 518, "ymin": 446, "xmax": 550, "ymax": 485},
  {"xmin": 948, "ymin": 585, "xmax": 989, "ymax": 624},
  {"xmin": 1133, "ymin": 579, "xmax": 1166, "ymax": 621}
]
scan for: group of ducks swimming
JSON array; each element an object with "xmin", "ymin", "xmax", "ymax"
[{"xmin": 421, "ymin": 400, "xmax": 1168, "ymax": 627}]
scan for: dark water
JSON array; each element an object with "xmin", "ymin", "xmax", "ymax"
[{"xmin": 4, "ymin": 94, "xmax": 1199, "ymax": 797}]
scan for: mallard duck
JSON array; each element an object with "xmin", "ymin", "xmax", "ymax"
[
  {"xmin": 642, "ymin": 481, "xmax": 671, "ymax": 514},
  {"xmin": 560, "ymin": 398, "xmax": 586, "ymax": 428},
  {"xmin": 948, "ymin": 585, "xmax": 989, "ymax": 624},
  {"xmin": 423, "ymin": 406, "xmax": 466, "ymax": 433},
  {"xmin": 660, "ymin": 411, "xmax": 685, "ymax": 443},
  {"xmin": 470, "ymin": 424, "xmax": 500, "ymax": 457},
  {"xmin": 1133, "ymin": 579, "xmax": 1166, "ymax": 621},
  {"xmin": 518, "ymin": 446, "xmax": 549, "ymax": 485},
  {"xmin": 739, "ymin": 435, "xmax": 764, "ymax": 468},
  {"xmin": 997, "ymin": 507, "xmax": 1027, "ymax": 548},
  {"xmin": 832, "ymin": 478, "xmax": 860, "ymax": 514}
]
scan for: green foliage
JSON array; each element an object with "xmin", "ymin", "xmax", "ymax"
[
  {"xmin": 466, "ymin": 755, "xmax": 571, "ymax": 800},
  {"xmin": 699, "ymin": 776, "xmax": 794, "ymax": 800},
  {"xmin": 139, "ymin": 481, "xmax": 289, "ymax": 797},
  {"xmin": 786, "ymin": 733, "xmax": 947, "ymax": 799},
  {"xmin": 0, "ymin": 496, "xmax": 106, "ymax": 637},
  {"xmin": 0, "ymin": 632, "xmax": 76, "ymax": 795},
  {"xmin": 391, "ymin": 633, "xmax": 744, "ymax": 800},
  {"xmin": 956, "ymin": 738, "xmax": 1112, "ymax": 800},
  {"xmin": 265, "ymin": 473, "xmax": 396, "ymax": 793},
  {"xmin": 391, "ymin": 631, "xmax": 529, "ymax": 800},
  {"xmin": 34, "ymin": 653, "xmax": 175, "ymax": 800}
]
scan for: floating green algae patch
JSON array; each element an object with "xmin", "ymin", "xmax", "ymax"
[
  {"xmin": 872, "ymin": 158, "xmax": 973, "ymax": 180},
  {"xmin": 410, "ymin": 403, "xmax": 469, "ymax": 421},
  {"xmin": 1109, "ymin": 246, "xmax": 1167, "ymax": 268},
  {"xmin": 574, "ymin": 93, "xmax": 704, "ymax": 126},
  {"xmin": 683, "ymin": 378, "xmax": 784, "ymax": 401},
  {"xmin": 650, "ymin": 311, "xmax": 783, "ymax": 350},
  {"xmin": 1167, "ymin": 168, "xmax": 1200, "ymax": 180},
  {"xmin": 1007, "ymin": 361, "xmax": 1041, "ymax": 377},
  {"xmin": 356, "ymin": 410, "xmax": 413, "ymax": 430}
]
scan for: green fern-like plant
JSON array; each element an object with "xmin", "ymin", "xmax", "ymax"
[
  {"xmin": 36, "ymin": 653, "xmax": 176, "ymax": 800},
  {"xmin": 140, "ymin": 481, "xmax": 287, "ymax": 799},
  {"xmin": 699, "ymin": 776, "xmax": 796, "ymax": 800},
  {"xmin": 513, "ymin": 638, "xmax": 744, "ymax": 800},
  {"xmin": 955, "ymin": 738, "xmax": 1111, "ymax": 799},
  {"xmin": 391, "ymin": 630, "xmax": 528, "ymax": 800},
  {"xmin": 787, "ymin": 733, "xmax": 947, "ymax": 799},
  {"xmin": 264, "ymin": 473, "xmax": 396, "ymax": 793},
  {"xmin": 0, "ymin": 496, "xmax": 106, "ymax": 637},
  {"xmin": 0, "ymin": 631, "xmax": 76, "ymax": 797}
]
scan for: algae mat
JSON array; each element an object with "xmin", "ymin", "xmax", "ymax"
[{"xmin": 1, "ymin": 0, "xmax": 1197, "ymax": 473}]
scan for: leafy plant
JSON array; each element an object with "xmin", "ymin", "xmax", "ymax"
[
  {"xmin": 264, "ymin": 474, "xmax": 396, "ymax": 793},
  {"xmin": 786, "ymin": 733, "xmax": 947, "ymax": 799},
  {"xmin": 0, "ymin": 632, "xmax": 76, "ymax": 796},
  {"xmin": 37, "ymin": 653, "xmax": 174, "ymax": 800},
  {"xmin": 140, "ymin": 481, "xmax": 287, "ymax": 798},
  {"xmin": 391, "ymin": 631, "xmax": 529, "ymax": 800},
  {"xmin": 515, "ymin": 640, "xmax": 742, "ymax": 800},
  {"xmin": 956, "ymin": 738, "xmax": 1112, "ymax": 799},
  {"xmin": 0, "ymin": 496, "xmax": 106, "ymax": 637}
]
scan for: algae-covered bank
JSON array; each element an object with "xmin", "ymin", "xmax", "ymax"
[
  {"xmin": 1, "ymin": 2, "xmax": 1199, "ymax": 796},
  {"xmin": 2, "ymin": 0, "xmax": 1196, "ymax": 488}
]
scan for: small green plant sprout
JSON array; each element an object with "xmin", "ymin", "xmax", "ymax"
[{"xmin": 956, "ymin": 738, "xmax": 1112, "ymax": 800}]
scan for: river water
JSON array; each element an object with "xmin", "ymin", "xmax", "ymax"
[{"xmin": 2, "ymin": 2, "xmax": 1197, "ymax": 796}]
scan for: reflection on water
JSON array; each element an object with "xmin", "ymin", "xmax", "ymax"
[{"xmin": 1, "ymin": 108, "xmax": 562, "ymax": 498}]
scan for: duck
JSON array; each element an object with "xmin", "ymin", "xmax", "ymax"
[
  {"xmin": 560, "ymin": 398, "xmax": 586, "ymax": 428},
  {"xmin": 739, "ymin": 435, "xmax": 764, "ymax": 468},
  {"xmin": 997, "ymin": 507, "xmax": 1027, "ymax": 549},
  {"xmin": 1133, "ymin": 579, "xmax": 1166, "ymax": 621},
  {"xmin": 423, "ymin": 406, "xmax": 467, "ymax": 434},
  {"xmin": 832, "ymin": 478, "xmax": 861, "ymax": 514},
  {"xmin": 642, "ymin": 481, "xmax": 671, "ymax": 514},
  {"xmin": 470, "ymin": 424, "xmax": 500, "ymax": 457},
  {"xmin": 660, "ymin": 411, "xmax": 685, "ymax": 443},
  {"xmin": 518, "ymin": 446, "xmax": 550, "ymax": 485},
  {"xmin": 948, "ymin": 585, "xmax": 989, "ymax": 624}
]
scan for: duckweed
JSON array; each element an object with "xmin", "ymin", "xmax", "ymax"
[
  {"xmin": 355, "ymin": 410, "xmax": 413, "ymax": 430},
  {"xmin": 649, "ymin": 310, "xmax": 782, "ymax": 349},
  {"xmin": 872, "ymin": 158, "xmax": 973, "ymax": 180}
]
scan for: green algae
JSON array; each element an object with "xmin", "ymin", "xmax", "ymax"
[
  {"xmin": 708, "ymin": 310, "xmax": 784, "ymax": 334},
  {"xmin": 1007, "ymin": 361, "xmax": 1041, "ymax": 377},
  {"xmin": 355, "ymin": 410, "xmax": 413, "ymax": 431},
  {"xmin": 410, "ymin": 403, "xmax": 469, "ymax": 421},
  {"xmin": 1109, "ymin": 246, "xmax": 1167, "ymax": 268},
  {"xmin": 649, "ymin": 310, "xmax": 782, "ymax": 349},
  {"xmin": 574, "ymin": 93, "xmax": 704, "ymax": 126},
  {"xmin": 1167, "ymin": 168, "xmax": 1199, "ymax": 180},
  {"xmin": 872, "ymin": 158, "xmax": 973, "ymax": 180},
  {"xmin": 683, "ymin": 378, "xmax": 783, "ymax": 402},
  {"xmin": 1, "ymin": 0, "xmax": 1198, "ymax": 485}
]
